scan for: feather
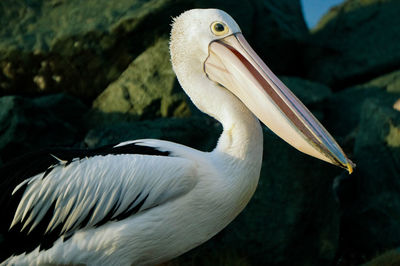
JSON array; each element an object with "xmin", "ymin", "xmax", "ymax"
[{"xmin": 2, "ymin": 140, "xmax": 196, "ymax": 259}]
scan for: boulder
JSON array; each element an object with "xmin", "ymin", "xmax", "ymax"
[
  {"xmin": 90, "ymin": 38, "xmax": 191, "ymax": 125},
  {"xmin": 280, "ymin": 76, "xmax": 332, "ymax": 120},
  {"xmin": 0, "ymin": 0, "xmax": 196, "ymax": 101},
  {"xmin": 0, "ymin": 93, "xmax": 88, "ymax": 166},
  {"xmin": 324, "ymin": 70, "xmax": 400, "ymax": 140},
  {"xmin": 0, "ymin": 0, "xmax": 308, "ymax": 101},
  {"xmin": 322, "ymin": 70, "xmax": 400, "ymax": 264},
  {"xmin": 84, "ymin": 116, "xmax": 221, "ymax": 152},
  {"xmin": 335, "ymin": 99, "xmax": 400, "ymax": 263},
  {"xmin": 306, "ymin": 0, "xmax": 400, "ymax": 88},
  {"xmin": 281, "ymin": 76, "xmax": 332, "ymax": 105},
  {"xmin": 364, "ymin": 249, "xmax": 400, "ymax": 266},
  {"xmin": 365, "ymin": 69, "xmax": 400, "ymax": 94},
  {"xmin": 226, "ymin": 0, "xmax": 309, "ymax": 75},
  {"xmin": 324, "ymin": 87, "xmax": 396, "ymax": 141}
]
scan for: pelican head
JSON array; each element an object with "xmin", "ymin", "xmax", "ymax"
[{"xmin": 170, "ymin": 9, "xmax": 354, "ymax": 173}]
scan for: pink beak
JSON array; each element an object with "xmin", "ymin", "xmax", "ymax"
[{"xmin": 204, "ymin": 33, "xmax": 354, "ymax": 173}]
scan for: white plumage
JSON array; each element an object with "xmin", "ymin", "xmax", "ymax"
[
  {"xmin": 5, "ymin": 137, "xmax": 261, "ymax": 265},
  {"xmin": 11, "ymin": 144, "xmax": 196, "ymax": 235},
  {"xmin": 1, "ymin": 8, "xmax": 353, "ymax": 265}
]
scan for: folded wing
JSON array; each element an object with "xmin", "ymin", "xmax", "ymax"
[{"xmin": 1, "ymin": 142, "xmax": 197, "ymax": 258}]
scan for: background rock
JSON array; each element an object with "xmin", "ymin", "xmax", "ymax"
[
  {"xmin": 84, "ymin": 116, "xmax": 221, "ymax": 151},
  {"xmin": 305, "ymin": 0, "xmax": 400, "ymax": 88},
  {"xmin": 366, "ymin": 69, "xmax": 400, "ymax": 94},
  {"xmin": 0, "ymin": 93, "xmax": 87, "ymax": 166},
  {"xmin": 0, "ymin": 0, "xmax": 192, "ymax": 100},
  {"xmin": 323, "ymin": 70, "xmax": 400, "ymax": 156},
  {"xmin": 280, "ymin": 76, "xmax": 332, "ymax": 120},
  {"xmin": 0, "ymin": 0, "xmax": 308, "ymax": 102},
  {"xmin": 336, "ymin": 99, "xmax": 400, "ymax": 264},
  {"xmin": 281, "ymin": 76, "xmax": 332, "ymax": 105},
  {"xmin": 364, "ymin": 249, "xmax": 400, "ymax": 266},
  {"xmin": 90, "ymin": 38, "xmax": 190, "ymax": 125}
]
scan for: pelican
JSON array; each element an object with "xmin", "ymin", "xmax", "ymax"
[{"xmin": 0, "ymin": 9, "xmax": 353, "ymax": 265}]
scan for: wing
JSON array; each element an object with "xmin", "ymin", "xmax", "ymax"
[{"xmin": 0, "ymin": 141, "xmax": 197, "ymax": 259}]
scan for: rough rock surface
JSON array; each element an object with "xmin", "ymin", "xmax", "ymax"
[
  {"xmin": 0, "ymin": 0, "xmax": 308, "ymax": 101},
  {"xmin": 324, "ymin": 70, "xmax": 400, "ymax": 140},
  {"xmin": 90, "ymin": 38, "xmax": 190, "ymax": 124},
  {"xmin": 280, "ymin": 76, "xmax": 332, "ymax": 120},
  {"xmin": 0, "ymin": 0, "xmax": 191, "ymax": 100},
  {"xmin": 281, "ymin": 76, "xmax": 332, "ymax": 105},
  {"xmin": 0, "ymin": 93, "xmax": 87, "ymax": 166},
  {"xmin": 84, "ymin": 116, "xmax": 221, "ymax": 152},
  {"xmin": 336, "ymin": 99, "xmax": 400, "ymax": 263},
  {"xmin": 364, "ymin": 249, "xmax": 400, "ymax": 266},
  {"xmin": 366, "ymin": 69, "xmax": 400, "ymax": 94},
  {"xmin": 306, "ymin": 0, "xmax": 400, "ymax": 88}
]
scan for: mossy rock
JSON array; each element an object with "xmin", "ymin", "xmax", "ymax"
[
  {"xmin": 0, "ymin": 0, "xmax": 308, "ymax": 101},
  {"xmin": 90, "ymin": 38, "xmax": 191, "ymax": 124}
]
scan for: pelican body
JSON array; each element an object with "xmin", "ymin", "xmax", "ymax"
[{"xmin": 0, "ymin": 9, "xmax": 353, "ymax": 265}]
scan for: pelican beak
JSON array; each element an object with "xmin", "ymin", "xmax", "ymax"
[{"xmin": 204, "ymin": 33, "xmax": 354, "ymax": 173}]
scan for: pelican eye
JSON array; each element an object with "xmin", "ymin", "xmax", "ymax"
[{"xmin": 211, "ymin": 22, "xmax": 229, "ymax": 36}]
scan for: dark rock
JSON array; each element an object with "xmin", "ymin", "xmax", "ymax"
[
  {"xmin": 281, "ymin": 76, "xmax": 332, "ymax": 120},
  {"xmin": 0, "ymin": 0, "xmax": 308, "ymax": 101},
  {"xmin": 0, "ymin": 93, "xmax": 88, "ymax": 166},
  {"xmin": 364, "ymin": 249, "xmax": 400, "ymax": 266},
  {"xmin": 281, "ymin": 76, "xmax": 332, "ymax": 105},
  {"xmin": 323, "ymin": 70, "xmax": 400, "ymax": 153},
  {"xmin": 0, "ymin": 0, "xmax": 193, "ymax": 100},
  {"xmin": 90, "ymin": 38, "xmax": 191, "ymax": 125},
  {"xmin": 306, "ymin": 0, "xmax": 400, "ymax": 88},
  {"xmin": 336, "ymin": 99, "xmax": 400, "ymax": 263},
  {"xmin": 324, "ymin": 87, "xmax": 396, "ymax": 139},
  {"xmin": 226, "ymin": 0, "xmax": 309, "ymax": 75},
  {"xmin": 84, "ymin": 116, "xmax": 221, "ymax": 152},
  {"xmin": 366, "ymin": 69, "xmax": 400, "ymax": 94}
]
